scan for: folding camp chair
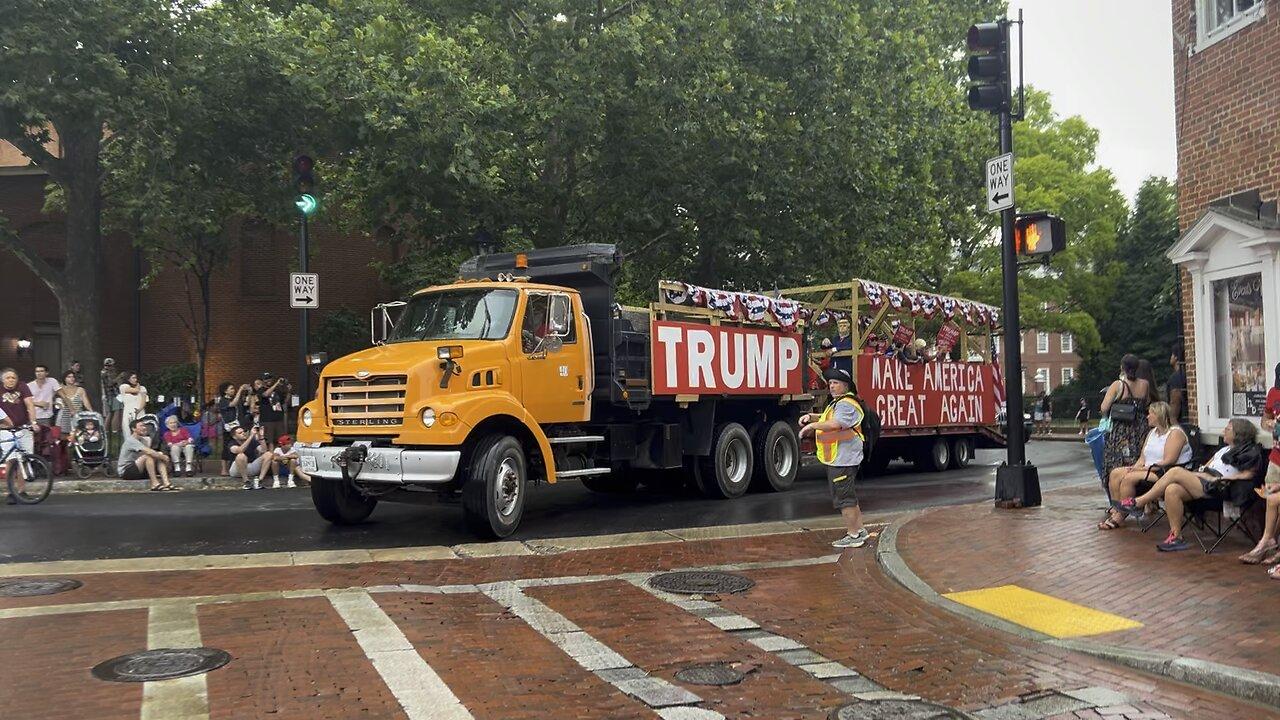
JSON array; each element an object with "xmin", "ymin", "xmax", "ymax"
[{"xmin": 1140, "ymin": 453, "xmax": 1266, "ymax": 554}]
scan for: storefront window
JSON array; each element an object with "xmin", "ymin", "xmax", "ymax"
[{"xmin": 1213, "ymin": 273, "xmax": 1267, "ymax": 417}]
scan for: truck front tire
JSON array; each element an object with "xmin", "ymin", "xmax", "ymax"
[
  {"xmin": 463, "ymin": 434, "xmax": 527, "ymax": 538},
  {"xmin": 752, "ymin": 420, "xmax": 799, "ymax": 492},
  {"xmin": 696, "ymin": 422, "xmax": 753, "ymax": 499},
  {"xmin": 311, "ymin": 477, "xmax": 377, "ymax": 525}
]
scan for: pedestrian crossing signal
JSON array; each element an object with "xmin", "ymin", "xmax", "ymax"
[{"xmin": 1014, "ymin": 213, "xmax": 1066, "ymax": 257}]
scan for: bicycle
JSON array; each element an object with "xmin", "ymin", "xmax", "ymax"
[{"xmin": 1, "ymin": 426, "xmax": 54, "ymax": 505}]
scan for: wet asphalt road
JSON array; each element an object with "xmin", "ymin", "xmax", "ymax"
[{"xmin": 0, "ymin": 441, "xmax": 1092, "ymax": 563}]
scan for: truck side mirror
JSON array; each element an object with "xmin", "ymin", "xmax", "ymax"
[{"xmin": 549, "ymin": 295, "xmax": 571, "ymax": 337}]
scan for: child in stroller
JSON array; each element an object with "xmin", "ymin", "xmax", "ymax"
[{"xmin": 70, "ymin": 411, "xmax": 112, "ymax": 478}]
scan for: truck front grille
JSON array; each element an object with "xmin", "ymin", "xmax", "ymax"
[{"xmin": 327, "ymin": 375, "xmax": 407, "ymax": 428}]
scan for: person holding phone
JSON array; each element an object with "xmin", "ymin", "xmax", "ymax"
[{"xmin": 228, "ymin": 424, "xmax": 272, "ymax": 490}]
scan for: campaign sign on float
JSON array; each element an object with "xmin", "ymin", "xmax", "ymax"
[
  {"xmin": 857, "ymin": 356, "xmax": 1000, "ymax": 427},
  {"xmin": 651, "ymin": 321, "xmax": 803, "ymax": 396}
]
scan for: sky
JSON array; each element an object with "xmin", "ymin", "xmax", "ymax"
[{"xmin": 1006, "ymin": 0, "xmax": 1178, "ymax": 202}]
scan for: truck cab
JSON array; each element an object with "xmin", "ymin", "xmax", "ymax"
[{"xmin": 295, "ymin": 278, "xmax": 597, "ymax": 536}]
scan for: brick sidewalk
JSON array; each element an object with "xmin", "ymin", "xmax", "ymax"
[
  {"xmin": 1, "ymin": 525, "xmax": 1275, "ymax": 719},
  {"xmin": 898, "ymin": 483, "xmax": 1279, "ymax": 680}
]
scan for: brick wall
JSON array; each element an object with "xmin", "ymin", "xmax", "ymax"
[
  {"xmin": 1, "ymin": 172, "xmax": 394, "ymax": 401},
  {"xmin": 1171, "ymin": 0, "xmax": 1280, "ymax": 425}
]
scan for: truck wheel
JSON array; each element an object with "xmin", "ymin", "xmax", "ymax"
[
  {"xmin": 697, "ymin": 423, "xmax": 753, "ymax": 499},
  {"xmin": 752, "ymin": 420, "xmax": 798, "ymax": 492},
  {"xmin": 949, "ymin": 437, "xmax": 973, "ymax": 469},
  {"xmin": 462, "ymin": 434, "xmax": 526, "ymax": 538},
  {"xmin": 311, "ymin": 477, "xmax": 377, "ymax": 525},
  {"xmin": 913, "ymin": 437, "xmax": 950, "ymax": 473}
]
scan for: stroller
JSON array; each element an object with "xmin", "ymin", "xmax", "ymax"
[{"xmin": 70, "ymin": 411, "xmax": 114, "ymax": 478}]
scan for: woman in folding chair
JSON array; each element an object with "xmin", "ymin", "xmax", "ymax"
[
  {"xmin": 1098, "ymin": 402, "xmax": 1191, "ymax": 530},
  {"xmin": 1116, "ymin": 419, "xmax": 1262, "ymax": 552}
]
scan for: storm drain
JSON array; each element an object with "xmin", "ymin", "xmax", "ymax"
[
  {"xmin": 828, "ymin": 699, "xmax": 969, "ymax": 720},
  {"xmin": 674, "ymin": 662, "xmax": 745, "ymax": 686},
  {"xmin": 92, "ymin": 648, "xmax": 231, "ymax": 683},
  {"xmin": 0, "ymin": 578, "xmax": 82, "ymax": 597},
  {"xmin": 649, "ymin": 571, "xmax": 755, "ymax": 595}
]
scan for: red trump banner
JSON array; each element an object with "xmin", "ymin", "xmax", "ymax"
[
  {"xmin": 856, "ymin": 355, "xmax": 1001, "ymax": 428},
  {"xmin": 652, "ymin": 320, "xmax": 804, "ymax": 395}
]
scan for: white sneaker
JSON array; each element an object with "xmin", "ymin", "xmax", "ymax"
[
  {"xmin": 272, "ymin": 478, "xmax": 281, "ymax": 489},
  {"xmin": 286, "ymin": 479, "xmax": 297, "ymax": 488},
  {"xmin": 252, "ymin": 479, "xmax": 261, "ymax": 490},
  {"xmin": 832, "ymin": 528, "xmax": 871, "ymax": 548},
  {"xmin": 241, "ymin": 480, "xmax": 252, "ymax": 491}
]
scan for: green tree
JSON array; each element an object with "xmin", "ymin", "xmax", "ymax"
[
  {"xmin": 0, "ymin": 0, "xmax": 191, "ymax": 390},
  {"xmin": 104, "ymin": 2, "xmax": 315, "ymax": 401},
  {"xmin": 944, "ymin": 89, "xmax": 1129, "ymax": 354},
  {"xmin": 1076, "ymin": 176, "xmax": 1180, "ymax": 394}
]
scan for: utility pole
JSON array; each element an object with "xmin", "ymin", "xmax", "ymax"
[
  {"xmin": 966, "ymin": 13, "xmax": 1042, "ymax": 508},
  {"xmin": 292, "ymin": 155, "xmax": 319, "ymax": 405}
]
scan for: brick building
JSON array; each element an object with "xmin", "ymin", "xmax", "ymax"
[
  {"xmin": 1165, "ymin": 0, "xmax": 1279, "ymax": 441},
  {"xmin": 994, "ymin": 330, "xmax": 1082, "ymax": 396},
  {"xmin": 0, "ymin": 142, "xmax": 394, "ymax": 404}
]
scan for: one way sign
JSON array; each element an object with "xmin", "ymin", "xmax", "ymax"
[
  {"xmin": 985, "ymin": 152, "xmax": 1014, "ymax": 213},
  {"xmin": 290, "ymin": 272, "xmax": 319, "ymax": 309}
]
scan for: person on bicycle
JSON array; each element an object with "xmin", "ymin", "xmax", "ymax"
[{"xmin": 0, "ymin": 399, "xmax": 26, "ymax": 503}]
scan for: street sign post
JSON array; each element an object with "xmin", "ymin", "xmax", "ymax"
[
  {"xmin": 985, "ymin": 152, "xmax": 1014, "ymax": 213},
  {"xmin": 290, "ymin": 272, "xmax": 319, "ymax": 309}
]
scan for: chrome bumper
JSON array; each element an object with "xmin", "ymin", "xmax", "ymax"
[{"xmin": 295, "ymin": 443, "xmax": 462, "ymax": 485}]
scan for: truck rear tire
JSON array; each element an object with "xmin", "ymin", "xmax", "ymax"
[
  {"xmin": 696, "ymin": 423, "xmax": 753, "ymax": 499},
  {"xmin": 463, "ymin": 434, "xmax": 527, "ymax": 539},
  {"xmin": 913, "ymin": 437, "xmax": 951, "ymax": 473},
  {"xmin": 949, "ymin": 437, "xmax": 973, "ymax": 469},
  {"xmin": 752, "ymin": 420, "xmax": 798, "ymax": 492},
  {"xmin": 311, "ymin": 477, "xmax": 377, "ymax": 525}
]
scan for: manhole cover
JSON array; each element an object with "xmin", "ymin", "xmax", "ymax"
[
  {"xmin": 0, "ymin": 578, "xmax": 83, "ymax": 597},
  {"xmin": 92, "ymin": 648, "xmax": 232, "ymax": 682},
  {"xmin": 829, "ymin": 699, "xmax": 968, "ymax": 720},
  {"xmin": 675, "ymin": 663, "xmax": 745, "ymax": 686},
  {"xmin": 649, "ymin": 571, "xmax": 755, "ymax": 595}
]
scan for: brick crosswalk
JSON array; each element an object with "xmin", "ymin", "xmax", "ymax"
[{"xmin": 0, "ymin": 525, "xmax": 1275, "ymax": 720}]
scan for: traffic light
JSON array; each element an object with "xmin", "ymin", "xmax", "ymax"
[
  {"xmin": 1014, "ymin": 213, "xmax": 1066, "ymax": 257},
  {"xmin": 292, "ymin": 155, "xmax": 318, "ymax": 217},
  {"xmin": 966, "ymin": 22, "xmax": 1009, "ymax": 113}
]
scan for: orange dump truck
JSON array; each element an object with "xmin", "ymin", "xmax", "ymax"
[{"xmin": 294, "ymin": 245, "xmax": 1009, "ymax": 538}]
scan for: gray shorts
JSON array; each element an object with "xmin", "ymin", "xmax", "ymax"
[{"xmin": 827, "ymin": 464, "xmax": 860, "ymax": 509}]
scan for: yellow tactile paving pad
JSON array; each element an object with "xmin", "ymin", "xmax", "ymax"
[{"xmin": 942, "ymin": 585, "xmax": 1143, "ymax": 638}]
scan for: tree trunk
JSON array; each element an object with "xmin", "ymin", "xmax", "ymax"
[{"xmin": 58, "ymin": 123, "xmax": 104, "ymax": 397}]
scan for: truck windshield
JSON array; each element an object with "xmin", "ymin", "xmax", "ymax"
[{"xmin": 386, "ymin": 289, "xmax": 518, "ymax": 343}]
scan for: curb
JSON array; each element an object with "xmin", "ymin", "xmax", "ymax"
[
  {"xmin": 875, "ymin": 513, "xmax": 1280, "ymax": 710},
  {"xmin": 54, "ymin": 476, "xmax": 276, "ymax": 493}
]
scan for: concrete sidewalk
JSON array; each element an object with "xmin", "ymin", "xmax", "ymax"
[{"xmin": 880, "ymin": 482, "xmax": 1280, "ymax": 708}]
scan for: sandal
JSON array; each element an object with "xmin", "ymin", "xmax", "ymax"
[
  {"xmin": 1262, "ymin": 549, "xmax": 1280, "ymax": 565},
  {"xmin": 1240, "ymin": 540, "xmax": 1277, "ymax": 564},
  {"xmin": 1097, "ymin": 516, "xmax": 1122, "ymax": 530},
  {"xmin": 1268, "ymin": 565, "xmax": 1280, "ymax": 580},
  {"xmin": 158, "ymin": 484, "xmax": 176, "ymax": 491}
]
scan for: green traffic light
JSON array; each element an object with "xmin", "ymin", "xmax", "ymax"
[{"xmin": 295, "ymin": 193, "xmax": 318, "ymax": 216}]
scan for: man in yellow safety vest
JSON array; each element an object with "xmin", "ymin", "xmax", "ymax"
[{"xmin": 799, "ymin": 367, "xmax": 868, "ymax": 548}]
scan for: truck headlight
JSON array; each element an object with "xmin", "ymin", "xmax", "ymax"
[
  {"xmin": 302, "ymin": 408, "xmax": 313, "ymax": 427},
  {"xmin": 421, "ymin": 407, "xmax": 436, "ymax": 428}
]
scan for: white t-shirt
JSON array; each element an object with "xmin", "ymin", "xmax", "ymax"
[
  {"xmin": 1205, "ymin": 447, "xmax": 1243, "ymax": 478},
  {"xmin": 119, "ymin": 383, "xmax": 148, "ymax": 423},
  {"xmin": 26, "ymin": 379, "xmax": 60, "ymax": 421},
  {"xmin": 1141, "ymin": 426, "xmax": 1192, "ymax": 467}
]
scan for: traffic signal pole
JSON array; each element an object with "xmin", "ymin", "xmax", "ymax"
[
  {"xmin": 298, "ymin": 213, "xmax": 310, "ymax": 406},
  {"xmin": 969, "ymin": 17, "xmax": 1040, "ymax": 507}
]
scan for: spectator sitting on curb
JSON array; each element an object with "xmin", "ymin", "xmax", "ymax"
[
  {"xmin": 228, "ymin": 425, "xmax": 272, "ymax": 490},
  {"xmin": 118, "ymin": 418, "xmax": 175, "ymax": 491},
  {"xmin": 1098, "ymin": 401, "xmax": 1190, "ymax": 530},
  {"xmin": 271, "ymin": 435, "xmax": 311, "ymax": 489},
  {"xmin": 163, "ymin": 415, "xmax": 196, "ymax": 478},
  {"xmin": 1116, "ymin": 418, "xmax": 1263, "ymax": 552},
  {"xmin": 215, "ymin": 382, "xmax": 251, "ymax": 475}
]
